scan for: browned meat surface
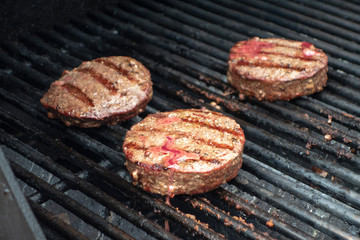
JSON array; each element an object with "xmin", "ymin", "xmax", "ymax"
[
  {"xmin": 40, "ymin": 56, "xmax": 153, "ymax": 127},
  {"xmin": 123, "ymin": 108, "xmax": 245, "ymax": 196},
  {"xmin": 227, "ymin": 37, "xmax": 328, "ymax": 101}
]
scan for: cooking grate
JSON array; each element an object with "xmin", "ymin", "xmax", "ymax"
[{"xmin": 1, "ymin": 0, "xmax": 360, "ymax": 239}]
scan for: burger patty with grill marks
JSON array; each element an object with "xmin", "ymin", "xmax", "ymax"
[
  {"xmin": 227, "ymin": 37, "xmax": 328, "ymax": 101},
  {"xmin": 40, "ymin": 56, "xmax": 153, "ymax": 127},
  {"xmin": 123, "ymin": 108, "xmax": 245, "ymax": 196}
]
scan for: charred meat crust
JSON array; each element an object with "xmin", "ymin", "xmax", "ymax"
[
  {"xmin": 123, "ymin": 108, "xmax": 245, "ymax": 196},
  {"xmin": 125, "ymin": 154, "xmax": 243, "ymax": 196},
  {"xmin": 228, "ymin": 66, "xmax": 328, "ymax": 101},
  {"xmin": 40, "ymin": 56, "xmax": 153, "ymax": 127},
  {"xmin": 227, "ymin": 37, "xmax": 328, "ymax": 101},
  {"xmin": 45, "ymin": 95, "xmax": 151, "ymax": 128}
]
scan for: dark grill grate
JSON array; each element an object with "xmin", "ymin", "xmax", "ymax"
[{"xmin": 1, "ymin": 0, "xmax": 360, "ymax": 239}]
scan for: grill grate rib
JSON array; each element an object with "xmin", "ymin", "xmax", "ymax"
[
  {"xmin": 29, "ymin": 200, "xmax": 90, "ymax": 240},
  {"xmin": 232, "ymin": 169, "xmax": 355, "ymax": 239}
]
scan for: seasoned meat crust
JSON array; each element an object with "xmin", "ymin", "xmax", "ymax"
[
  {"xmin": 40, "ymin": 56, "xmax": 153, "ymax": 127},
  {"xmin": 227, "ymin": 37, "xmax": 328, "ymax": 101},
  {"xmin": 123, "ymin": 108, "xmax": 245, "ymax": 196}
]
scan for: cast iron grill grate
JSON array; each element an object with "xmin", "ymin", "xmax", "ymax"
[{"xmin": 1, "ymin": 0, "xmax": 360, "ymax": 239}]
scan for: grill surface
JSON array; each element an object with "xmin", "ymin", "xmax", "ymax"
[{"xmin": 1, "ymin": 0, "xmax": 360, "ymax": 239}]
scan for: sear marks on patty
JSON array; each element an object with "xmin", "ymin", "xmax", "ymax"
[
  {"xmin": 40, "ymin": 56, "xmax": 153, "ymax": 127},
  {"xmin": 227, "ymin": 37, "xmax": 328, "ymax": 101},
  {"xmin": 123, "ymin": 108, "xmax": 245, "ymax": 197}
]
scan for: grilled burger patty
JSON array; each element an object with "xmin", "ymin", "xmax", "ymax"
[
  {"xmin": 227, "ymin": 37, "xmax": 328, "ymax": 101},
  {"xmin": 123, "ymin": 108, "xmax": 245, "ymax": 196},
  {"xmin": 40, "ymin": 56, "xmax": 153, "ymax": 127}
]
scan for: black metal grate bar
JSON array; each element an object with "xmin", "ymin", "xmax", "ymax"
[
  {"xmin": 215, "ymin": 188, "xmax": 315, "ymax": 240},
  {"xmin": 28, "ymin": 200, "xmax": 90, "ymax": 240},
  {"xmin": 293, "ymin": 96, "xmax": 360, "ymax": 132},
  {"xmin": 260, "ymin": 0, "xmax": 360, "ymax": 34},
  {"xmin": 188, "ymin": 197, "xmax": 277, "ymax": 240},
  {"xmin": 19, "ymin": 34, "xmax": 81, "ymax": 68},
  {"xmin": 221, "ymin": 0, "xmax": 360, "ymax": 51},
  {"xmin": 232, "ymin": 170, "xmax": 356, "ymax": 240},
  {"xmin": 10, "ymin": 161, "xmax": 135, "ymax": 240},
  {"xmin": 244, "ymin": 139, "xmax": 360, "ymax": 209},
  {"xmin": 1, "ymin": 41, "xmax": 63, "ymax": 78},
  {"xmin": 240, "ymin": 154, "xmax": 360, "ymax": 227},
  {"xmin": 294, "ymin": 0, "xmax": 360, "ymax": 22}
]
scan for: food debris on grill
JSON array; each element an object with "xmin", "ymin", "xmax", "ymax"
[
  {"xmin": 337, "ymin": 149, "xmax": 353, "ymax": 159},
  {"xmin": 311, "ymin": 166, "xmax": 328, "ymax": 178},
  {"xmin": 227, "ymin": 37, "xmax": 328, "ymax": 101},
  {"xmin": 232, "ymin": 216, "xmax": 255, "ymax": 231},
  {"xmin": 123, "ymin": 108, "xmax": 245, "ymax": 197},
  {"xmin": 210, "ymin": 101, "xmax": 221, "ymax": 110},
  {"xmin": 324, "ymin": 134, "xmax": 332, "ymax": 141},
  {"xmin": 40, "ymin": 56, "xmax": 153, "ymax": 127},
  {"xmin": 327, "ymin": 115, "xmax": 333, "ymax": 124},
  {"xmin": 266, "ymin": 219, "xmax": 274, "ymax": 228}
]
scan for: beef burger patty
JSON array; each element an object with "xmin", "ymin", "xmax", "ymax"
[
  {"xmin": 40, "ymin": 56, "xmax": 152, "ymax": 127},
  {"xmin": 227, "ymin": 37, "xmax": 328, "ymax": 101},
  {"xmin": 123, "ymin": 108, "xmax": 245, "ymax": 196}
]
